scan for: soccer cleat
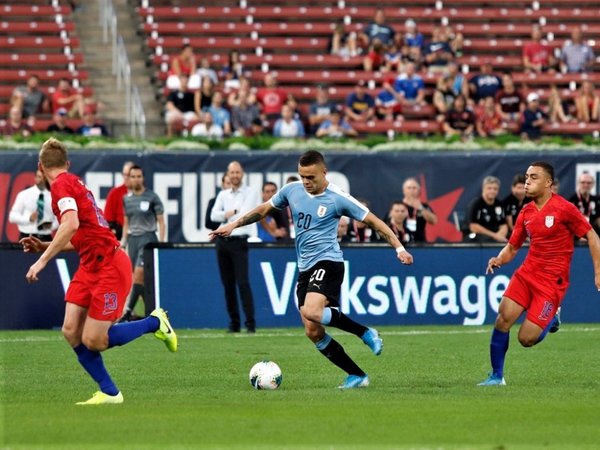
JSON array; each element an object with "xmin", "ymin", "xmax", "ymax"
[
  {"xmin": 477, "ymin": 373, "xmax": 506, "ymax": 386},
  {"xmin": 338, "ymin": 374, "xmax": 370, "ymax": 389},
  {"xmin": 76, "ymin": 391, "xmax": 123, "ymax": 405},
  {"xmin": 361, "ymin": 328, "xmax": 383, "ymax": 356},
  {"xmin": 150, "ymin": 308, "xmax": 178, "ymax": 352},
  {"xmin": 549, "ymin": 307, "xmax": 561, "ymax": 333}
]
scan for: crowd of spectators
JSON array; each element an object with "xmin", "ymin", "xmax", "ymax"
[{"xmin": 157, "ymin": 9, "xmax": 598, "ymax": 141}]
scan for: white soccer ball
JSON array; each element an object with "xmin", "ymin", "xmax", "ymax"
[{"xmin": 249, "ymin": 361, "xmax": 282, "ymax": 390}]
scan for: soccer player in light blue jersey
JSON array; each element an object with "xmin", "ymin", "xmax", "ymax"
[{"xmin": 210, "ymin": 150, "xmax": 413, "ymax": 389}]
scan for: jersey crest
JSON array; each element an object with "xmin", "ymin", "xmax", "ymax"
[
  {"xmin": 545, "ymin": 215, "xmax": 555, "ymax": 228},
  {"xmin": 140, "ymin": 200, "xmax": 150, "ymax": 212},
  {"xmin": 317, "ymin": 205, "xmax": 327, "ymax": 217}
]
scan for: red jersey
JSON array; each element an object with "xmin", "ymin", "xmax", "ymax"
[
  {"xmin": 509, "ymin": 194, "xmax": 591, "ymax": 282},
  {"xmin": 51, "ymin": 89, "xmax": 75, "ymax": 113},
  {"xmin": 51, "ymin": 172, "xmax": 119, "ymax": 271},
  {"xmin": 256, "ymin": 88, "xmax": 287, "ymax": 115},
  {"xmin": 103, "ymin": 183, "xmax": 128, "ymax": 226},
  {"xmin": 523, "ymin": 42, "xmax": 551, "ymax": 67}
]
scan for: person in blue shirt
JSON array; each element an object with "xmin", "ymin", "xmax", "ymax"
[
  {"xmin": 467, "ymin": 63, "xmax": 503, "ymax": 104},
  {"xmin": 210, "ymin": 150, "xmax": 414, "ymax": 389},
  {"xmin": 393, "ymin": 62, "xmax": 426, "ymax": 106}
]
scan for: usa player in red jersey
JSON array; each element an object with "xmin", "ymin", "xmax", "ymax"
[
  {"xmin": 21, "ymin": 138, "xmax": 177, "ymax": 405},
  {"xmin": 479, "ymin": 161, "xmax": 600, "ymax": 386}
]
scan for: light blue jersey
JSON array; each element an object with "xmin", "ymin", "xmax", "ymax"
[{"xmin": 270, "ymin": 181, "xmax": 369, "ymax": 271}]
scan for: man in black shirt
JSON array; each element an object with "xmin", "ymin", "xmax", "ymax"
[
  {"xmin": 503, "ymin": 174, "xmax": 529, "ymax": 234},
  {"xmin": 467, "ymin": 176, "xmax": 508, "ymax": 243},
  {"xmin": 569, "ymin": 171, "xmax": 600, "ymax": 235}
]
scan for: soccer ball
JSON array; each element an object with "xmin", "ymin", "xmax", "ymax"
[{"xmin": 249, "ymin": 361, "xmax": 282, "ymax": 390}]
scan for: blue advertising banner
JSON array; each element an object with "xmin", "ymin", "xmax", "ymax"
[
  {"xmin": 2, "ymin": 150, "xmax": 599, "ymax": 243},
  {"xmin": 153, "ymin": 244, "xmax": 599, "ymax": 329}
]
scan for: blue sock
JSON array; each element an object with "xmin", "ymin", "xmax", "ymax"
[
  {"xmin": 73, "ymin": 344, "xmax": 119, "ymax": 396},
  {"xmin": 107, "ymin": 316, "xmax": 159, "ymax": 348},
  {"xmin": 490, "ymin": 329, "xmax": 509, "ymax": 378},
  {"xmin": 320, "ymin": 308, "xmax": 332, "ymax": 325},
  {"xmin": 536, "ymin": 317, "xmax": 557, "ymax": 344},
  {"xmin": 315, "ymin": 333, "xmax": 332, "ymax": 351}
]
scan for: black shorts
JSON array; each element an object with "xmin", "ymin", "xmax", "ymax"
[{"xmin": 296, "ymin": 260, "xmax": 344, "ymax": 308}]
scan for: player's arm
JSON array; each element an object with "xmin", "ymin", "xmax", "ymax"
[
  {"xmin": 486, "ymin": 243, "xmax": 518, "ymax": 274},
  {"xmin": 156, "ymin": 213, "xmax": 166, "ymax": 242},
  {"xmin": 584, "ymin": 228, "xmax": 600, "ymax": 290},
  {"xmin": 363, "ymin": 212, "xmax": 413, "ymax": 265},
  {"xmin": 209, "ymin": 202, "xmax": 275, "ymax": 239},
  {"xmin": 25, "ymin": 210, "xmax": 79, "ymax": 283}
]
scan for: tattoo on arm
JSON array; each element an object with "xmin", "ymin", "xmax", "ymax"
[{"xmin": 239, "ymin": 212, "xmax": 262, "ymax": 227}]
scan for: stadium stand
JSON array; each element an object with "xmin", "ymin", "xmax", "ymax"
[
  {"xmin": 0, "ymin": 2, "xmax": 92, "ymax": 134},
  {"xmin": 137, "ymin": 0, "xmax": 600, "ymax": 137}
]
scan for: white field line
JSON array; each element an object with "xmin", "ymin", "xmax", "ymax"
[{"xmin": 1, "ymin": 326, "xmax": 600, "ymax": 343}]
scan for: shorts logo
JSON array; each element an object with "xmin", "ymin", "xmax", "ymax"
[
  {"xmin": 545, "ymin": 216, "xmax": 554, "ymax": 228},
  {"xmin": 103, "ymin": 292, "xmax": 118, "ymax": 315},
  {"xmin": 317, "ymin": 205, "xmax": 327, "ymax": 217},
  {"xmin": 538, "ymin": 300, "xmax": 554, "ymax": 321}
]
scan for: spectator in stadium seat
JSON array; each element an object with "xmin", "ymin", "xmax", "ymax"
[
  {"xmin": 316, "ymin": 110, "xmax": 357, "ymax": 138},
  {"xmin": 376, "ymin": 78, "xmax": 403, "ymax": 121},
  {"xmin": 231, "ymin": 89, "xmax": 261, "ymax": 136},
  {"xmin": 308, "ymin": 85, "xmax": 338, "ymax": 134},
  {"xmin": 76, "ymin": 109, "xmax": 109, "ymax": 137},
  {"xmin": 345, "ymin": 80, "xmax": 375, "ymax": 123},
  {"xmin": 446, "ymin": 62, "xmax": 467, "ymax": 97},
  {"xmin": 467, "ymin": 176, "xmax": 508, "ymax": 243},
  {"xmin": 248, "ymin": 117, "xmax": 267, "ymax": 136},
  {"xmin": 191, "ymin": 111, "xmax": 224, "ymax": 139},
  {"xmin": 476, "ymin": 97, "xmax": 506, "ymax": 138},
  {"xmin": 329, "ymin": 22, "xmax": 358, "ymax": 57},
  {"xmin": 166, "ymin": 44, "xmax": 197, "ymax": 90},
  {"xmin": 51, "ymin": 78, "xmax": 85, "ymax": 118},
  {"xmin": 467, "ymin": 63, "xmax": 503, "ymax": 105},
  {"xmin": 194, "ymin": 77, "xmax": 215, "ymax": 116},
  {"xmin": 206, "ymin": 91, "xmax": 232, "ymax": 136},
  {"xmin": 394, "ymin": 62, "xmax": 426, "ymax": 106},
  {"xmin": 569, "ymin": 172, "xmax": 600, "ymax": 236},
  {"xmin": 360, "ymin": 8, "xmax": 396, "ymax": 49},
  {"xmin": 1, "ymin": 106, "xmax": 32, "ymax": 138},
  {"xmin": 442, "ymin": 95, "xmax": 475, "ymax": 139},
  {"xmin": 575, "ymin": 81, "xmax": 599, "ymax": 123},
  {"xmin": 227, "ymin": 76, "xmax": 256, "ymax": 109},
  {"xmin": 195, "ymin": 57, "xmax": 219, "ymax": 86},
  {"xmin": 46, "ymin": 108, "xmax": 75, "ymax": 135},
  {"xmin": 423, "ymin": 27, "xmax": 455, "ymax": 74},
  {"xmin": 522, "ymin": 25, "xmax": 556, "ymax": 73},
  {"xmin": 363, "ymin": 41, "xmax": 386, "ymax": 72},
  {"xmin": 433, "ymin": 73, "xmax": 457, "ymax": 121},
  {"xmin": 273, "ymin": 104, "xmax": 305, "ymax": 138},
  {"xmin": 382, "ymin": 42, "xmax": 402, "ymax": 73},
  {"xmin": 256, "ymin": 73, "xmax": 291, "ymax": 125},
  {"xmin": 520, "ymin": 93, "xmax": 547, "ymax": 140},
  {"xmin": 387, "ymin": 201, "xmax": 412, "ymax": 244},
  {"xmin": 165, "ymin": 74, "xmax": 198, "ymax": 137},
  {"xmin": 495, "ymin": 73, "xmax": 525, "ymax": 123},
  {"xmin": 402, "ymin": 177, "xmax": 437, "ymax": 242},
  {"xmin": 10, "ymin": 75, "xmax": 49, "ymax": 119},
  {"xmin": 221, "ymin": 50, "xmax": 244, "ymax": 83},
  {"xmin": 547, "ymin": 85, "xmax": 570, "ymax": 124},
  {"xmin": 503, "ymin": 174, "xmax": 528, "ymax": 234},
  {"xmin": 560, "ymin": 27, "xmax": 595, "ymax": 74},
  {"xmin": 403, "ymin": 19, "xmax": 424, "ymax": 53}
]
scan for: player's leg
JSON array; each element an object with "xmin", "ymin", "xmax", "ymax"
[
  {"xmin": 519, "ymin": 286, "xmax": 564, "ymax": 347},
  {"xmin": 478, "ymin": 296, "xmax": 524, "ymax": 386},
  {"xmin": 216, "ymin": 239, "xmax": 241, "ymax": 332},
  {"xmin": 122, "ymin": 239, "xmax": 145, "ymax": 321},
  {"xmin": 301, "ymin": 305, "xmax": 368, "ymax": 389},
  {"xmin": 231, "ymin": 240, "xmax": 256, "ymax": 332}
]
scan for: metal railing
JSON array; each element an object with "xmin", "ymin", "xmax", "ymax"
[{"xmin": 98, "ymin": 0, "xmax": 146, "ymax": 138}]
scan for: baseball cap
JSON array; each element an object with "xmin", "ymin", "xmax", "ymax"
[
  {"xmin": 405, "ymin": 19, "xmax": 416, "ymax": 28},
  {"xmin": 57, "ymin": 108, "xmax": 67, "ymax": 116},
  {"xmin": 526, "ymin": 92, "xmax": 539, "ymax": 102}
]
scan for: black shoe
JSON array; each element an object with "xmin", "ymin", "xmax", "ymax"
[{"xmin": 227, "ymin": 327, "xmax": 241, "ymax": 333}]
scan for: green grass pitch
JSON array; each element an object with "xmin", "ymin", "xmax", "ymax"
[{"xmin": 1, "ymin": 325, "xmax": 600, "ymax": 449}]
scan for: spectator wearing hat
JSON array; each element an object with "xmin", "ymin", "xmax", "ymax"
[
  {"xmin": 403, "ymin": 19, "xmax": 424, "ymax": 51},
  {"xmin": 47, "ymin": 108, "xmax": 74, "ymax": 134},
  {"xmin": 316, "ymin": 110, "xmax": 357, "ymax": 138},
  {"xmin": 345, "ymin": 80, "xmax": 375, "ymax": 123},
  {"xmin": 520, "ymin": 93, "xmax": 547, "ymax": 140},
  {"xmin": 308, "ymin": 85, "xmax": 338, "ymax": 135},
  {"xmin": 560, "ymin": 27, "xmax": 595, "ymax": 74}
]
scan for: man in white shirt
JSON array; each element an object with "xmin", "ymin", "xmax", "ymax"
[
  {"xmin": 9, "ymin": 169, "xmax": 58, "ymax": 241},
  {"xmin": 210, "ymin": 161, "xmax": 260, "ymax": 333}
]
